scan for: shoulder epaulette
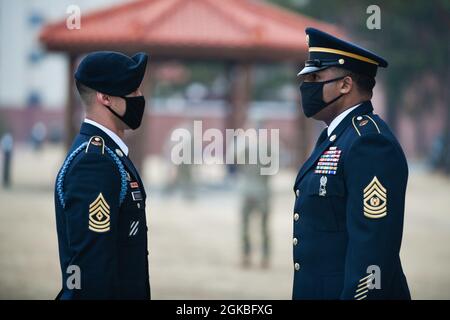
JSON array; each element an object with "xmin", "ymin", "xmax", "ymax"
[
  {"xmin": 351, "ymin": 115, "xmax": 381, "ymax": 136},
  {"xmin": 85, "ymin": 136, "xmax": 105, "ymax": 154},
  {"xmin": 56, "ymin": 136, "xmax": 128, "ymax": 208}
]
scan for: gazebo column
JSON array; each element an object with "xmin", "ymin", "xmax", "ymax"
[
  {"xmin": 65, "ymin": 54, "xmax": 79, "ymax": 149},
  {"xmin": 227, "ymin": 62, "xmax": 252, "ymax": 130},
  {"xmin": 126, "ymin": 60, "xmax": 154, "ymax": 172}
]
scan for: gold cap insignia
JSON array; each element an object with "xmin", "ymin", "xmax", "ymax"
[
  {"xmin": 363, "ymin": 176, "xmax": 387, "ymax": 218},
  {"xmin": 88, "ymin": 193, "xmax": 111, "ymax": 232}
]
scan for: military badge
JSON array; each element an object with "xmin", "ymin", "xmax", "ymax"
[
  {"xmin": 359, "ymin": 119, "xmax": 369, "ymax": 127},
  {"xmin": 130, "ymin": 182, "xmax": 139, "ymax": 189},
  {"xmin": 363, "ymin": 176, "xmax": 387, "ymax": 218},
  {"xmin": 319, "ymin": 175, "xmax": 327, "ymax": 196},
  {"xmin": 131, "ymin": 191, "xmax": 143, "ymax": 201},
  {"xmin": 129, "ymin": 220, "xmax": 140, "ymax": 237},
  {"xmin": 354, "ymin": 273, "xmax": 374, "ymax": 300},
  {"xmin": 315, "ymin": 146, "xmax": 341, "ymax": 175},
  {"xmin": 88, "ymin": 193, "xmax": 111, "ymax": 232},
  {"xmin": 91, "ymin": 137, "xmax": 102, "ymax": 146},
  {"xmin": 85, "ymin": 136, "xmax": 105, "ymax": 154}
]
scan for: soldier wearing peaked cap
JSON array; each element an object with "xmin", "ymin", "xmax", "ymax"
[
  {"xmin": 292, "ymin": 28, "xmax": 410, "ymax": 300},
  {"xmin": 54, "ymin": 51, "xmax": 151, "ymax": 299}
]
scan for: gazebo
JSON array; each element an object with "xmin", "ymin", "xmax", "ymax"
[{"xmin": 40, "ymin": 0, "xmax": 342, "ymax": 167}]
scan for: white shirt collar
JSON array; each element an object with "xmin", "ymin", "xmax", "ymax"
[
  {"xmin": 327, "ymin": 103, "xmax": 362, "ymax": 136},
  {"xmin": 84, "ymin": 119, "xmax": 129, "ymax": 156}
]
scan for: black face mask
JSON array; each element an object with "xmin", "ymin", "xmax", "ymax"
[
  {"xmin": 299, "ymin": 76, "xmax": 346, "ymax": 118},
  {"xmin": 105, "ymin": 95, "xmax": 146, "ymax": 130}
]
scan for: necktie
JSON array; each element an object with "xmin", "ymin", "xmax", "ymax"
[{"xmin": 314, "ymin": 128, "xmax": 329, "ymax": 149}]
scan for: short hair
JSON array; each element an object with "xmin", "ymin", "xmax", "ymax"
[
  {"xmin": 75, "ymin": 80, "xmax": 96, "ymax": 106},
  {"xmin": 347, "ymin": 71, "xmax": 376, "ymax": 95},
  {"xmin": 333, "ymin": 67, "xmax": 376, "ymax": 96}
]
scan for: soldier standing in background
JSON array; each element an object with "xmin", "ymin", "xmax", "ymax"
[
  {"xmin": 1, "ymin": 133, "xmax": 13, "ymax": 188},
  {"xmin": 237, "ymin": 120, "xmax": 272, "ymax": 269}
]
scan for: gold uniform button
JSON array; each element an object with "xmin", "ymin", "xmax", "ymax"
[
  {"xmin": 115, "ymin": 149, "xmax": 124, "ymax": 157},
  {"xmin": 293, "ymin": 238, "xmax": 298, "ymax": 246},
  {"xmin": 296, "ymin": 189, "xmax": 300, "ymax": 197},
  {"xmin": 294, "ymin": 263, "xmax": 300, "ymax": 271},
  {"xmin": 294, "ymin": 213, "xmax": 300, "ymax": 221},
  {"xmin": 329, "ymin": 134, "xmax": 336, "ymax": 142},
  {"xmin": 357, "ymin": 116, "xmax": 363, "ymax": 121}
]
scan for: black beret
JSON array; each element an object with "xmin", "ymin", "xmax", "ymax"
[
  {"xmin": 298, "ymin": 28, "xmax": 387, "ymax": 78},
  {"xmin": 74, "ymin": 51, "xmax": 148, "ymax": 96}
]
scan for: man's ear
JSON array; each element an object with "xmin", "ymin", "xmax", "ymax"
[
  {"xmin": 340, "ymin": 76, "xmax": 353, "ymax": 94},
  {"xmin": 96, "ymin": 92, "xmax": 112, "ymax": 106}
]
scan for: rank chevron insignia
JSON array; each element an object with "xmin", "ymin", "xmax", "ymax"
[
  {"xmin": 363, "ymin": 176, "xmax": 387, "ymax": 218},
  {"xmin": 88, "ymin": 193, "xmax": 111, "ymax": 232}
]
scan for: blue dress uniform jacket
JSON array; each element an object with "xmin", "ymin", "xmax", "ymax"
[
  {"xmin": 292, "ymin": 101, "xmax": 410, "ymax": 300},
  {"xmin": 54, "ymin": 122, "xmax": 150, "ymax": 299}
]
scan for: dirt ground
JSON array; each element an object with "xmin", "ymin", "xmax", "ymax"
[{"xmin": 0, "ymin": 145, "xmax": 449, "ymax": 299}]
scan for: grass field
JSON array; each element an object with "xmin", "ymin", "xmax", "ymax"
[{"xmin": 0, "ymin": 145, "xmax": 449, "ymax": 299}]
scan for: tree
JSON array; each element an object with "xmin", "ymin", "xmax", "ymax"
[{"xmin": 270, "ymin": 0, "xmax": 450, "ymax": 172}]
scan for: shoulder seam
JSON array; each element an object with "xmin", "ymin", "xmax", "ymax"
[{"xmin": 343, "ymin": 132, "xmax": 396, "ymax": 170}]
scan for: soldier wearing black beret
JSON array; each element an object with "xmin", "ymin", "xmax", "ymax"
[
  {"xmin": 292, "ymin": 28, "xmax": 410, "ymax": 300},
  {"xmin": 54, "ymin": 51, "xmax": 150, "ymax": 299}
]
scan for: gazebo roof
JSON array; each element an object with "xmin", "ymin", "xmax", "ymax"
[{"xmin": 40, "ymin": 0, "xmax": 343, "ymax": 61}]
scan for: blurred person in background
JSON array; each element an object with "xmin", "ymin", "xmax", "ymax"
[
  {"xmin": 30, "ymin": 122, "xmax": 47, "ymax": 151},
  {"xmin": 54, "ymin": 51, "xmax": 151, "ymax": 299},
  {"xmin": 237, "ymin": 119, "xmax": 272, "ymax": 269},
  {"xmin": 163, "ymin": 122, "xmax": 196, "ymax": 200},
  {"xmin": 1, "ymin": 132, "xmax": 14, "ymax": 188}
]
